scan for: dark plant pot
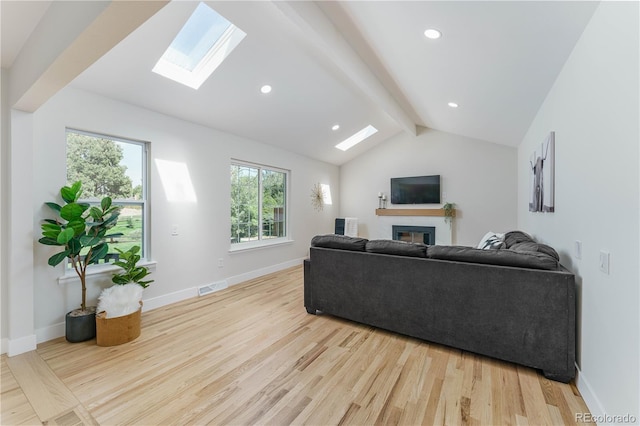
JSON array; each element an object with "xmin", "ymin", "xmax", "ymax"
[{"xmin": 65, "ymin": 308, "xmax": 97, "ymax": 343}]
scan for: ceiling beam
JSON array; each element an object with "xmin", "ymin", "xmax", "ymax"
[
  {"xmin": 9, "ymin": 0, "xmax": 169, "ymax": 112},
  {"xmin": 271, "ymin": 1, "xmax": 417, "ymax": 136}
]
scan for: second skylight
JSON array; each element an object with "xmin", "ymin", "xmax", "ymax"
[{"xmin": 335, "ymin": 125, "xmax": 378, "ymax": 151}]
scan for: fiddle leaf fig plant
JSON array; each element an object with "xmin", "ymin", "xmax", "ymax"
[
  {"xmin": 38, "ymin": 181, "xmax": 122, "ymax": 312},
  {"xmin": 111, "ymin": 246, "xmax": 154, "ymax": 288}
]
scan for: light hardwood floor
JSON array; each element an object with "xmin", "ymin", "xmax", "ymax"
[{"xmin": 2, "ymin": 265, "xmax": 591, "ymax": 425}]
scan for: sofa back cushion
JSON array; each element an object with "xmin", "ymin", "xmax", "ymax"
[
  {"xmin": 365, "ymin": 239, "xmax": 427, "ymax": 258},
  {"xmin": 311, "ymin": 234, "xmax": 368, "ymax": 251},
  {"xmin": 427, "ymin": 245, "xmax": 559, "ymax": 270},
  {"xmin": 509, "ymin": 241, "xmax": 560, "ymax": 261}
]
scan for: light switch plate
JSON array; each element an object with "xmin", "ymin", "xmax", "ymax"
[
  {"xmin": 599, "ymin": 250, "xmax": 610, "ymax": 274},
  {"xmin": 574, "ymin": 241, "xmax": 582, "ymax": 259}
]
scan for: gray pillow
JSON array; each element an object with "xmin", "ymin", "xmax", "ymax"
[
  {"xmin": 311, "ymin": 234, "xmax": 368, "ymax": 251},
  {"xmin": 511, "ymin": 241, "xmax": 560, "ymax": 261},
  {"xmin": 365, "ymin": 239, "xmax": 427, "ymax": 258},
  {"xmin": 504, "ymin": 230, "xmax": 534, "ymax": 248}
]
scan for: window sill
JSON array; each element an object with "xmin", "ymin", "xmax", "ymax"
[
  {"xmin": 57, "ymin": 260, "xmax": 157, "ymax": 285},
  {"xmin": 229, "ymin": 238, "xmax": 293, "ymax": 254}
]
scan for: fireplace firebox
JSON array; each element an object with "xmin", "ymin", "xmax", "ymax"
[{"xmin": 392, "ymin": 225, "xmax": 436, "ymax": 245}]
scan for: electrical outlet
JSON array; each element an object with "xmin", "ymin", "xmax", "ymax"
[
  {"xmin": 599, "ymin": 251, "xmax": 610, "ymax": 274},
  {"xmin": 574, "ymin": 241, "xmax": 582, "ymax": 259},
  {"xmin": 218, "ymin": 258, "xmax": 224, "ymax": 268},
  {"xmin": 171, "ymin": 225, "xmax": 179, "ymax": 236}
]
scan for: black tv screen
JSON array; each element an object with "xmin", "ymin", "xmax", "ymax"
[{"xmin": 390, "ymin": 175, "xmax": 441, "ymax": 204}]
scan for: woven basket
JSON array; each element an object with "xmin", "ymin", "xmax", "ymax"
[{"xmin": 96, "ymin": 302, "xmax": 142, "ymax": 347}]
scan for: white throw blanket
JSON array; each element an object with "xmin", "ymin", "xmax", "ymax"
[{"xmin": 97, "ymin": 283, "xmax": 143, "ymax": 318}]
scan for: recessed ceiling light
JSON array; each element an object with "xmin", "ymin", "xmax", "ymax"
[
  {"xmin": 448, "ymin": 102, "xmax": 459, "ymax": 108},
  {"xmin": 424, "ymin": 29, "xmax": 442, "ymax": 39},
  {"xmin": 260, "ymin": 85, "xmax": 272, "ymax": 94},
  {"xmin": 332, "ymin": 124, "xmax": 340, "ymax": 131}
]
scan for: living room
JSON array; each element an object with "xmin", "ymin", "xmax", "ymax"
[{"xmin": 1, "ymin": 1, "xmax": 638, "ymax": 424}]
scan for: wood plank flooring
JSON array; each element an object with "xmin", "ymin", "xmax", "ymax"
[{"xmin": 1, "ymin": 265, "xmax": 591, "ymax": 425}]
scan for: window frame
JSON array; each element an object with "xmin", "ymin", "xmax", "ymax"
[
  {"xmin": 230, "ymin": 160, "xmax": 290, "ymax": 251},
  {"xmin": 65, "ymin": 128, "xmax": 151, "ymax": 265}
]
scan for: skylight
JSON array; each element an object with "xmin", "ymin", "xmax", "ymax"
[
  {"xmin": 335, "ymin": 125, "xmax": 378, "ymax": 151},
  {"xmin": 153, "ymin": 2, "xmax": 246, "ymax": 89}
]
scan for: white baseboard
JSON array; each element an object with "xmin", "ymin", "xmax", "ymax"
[
  {"xmin": 575, "ymin": 363, "xmax": 606, "ymax": 422},
  {"xmin": 6, "ymin": 334, "xmax": 37, "ymax": 356},
  {"xmin": 226, "ymin": 258, "xmax": 305, "ymax": 286},
  {"xmin": 36, "ymin": 323, "xmax": 65, "ymax": 344},
  {"xmin": 28, "ymin": 259, "xmax": 305, "ymax": 347},
  {"xmin": 142, "ymin": 287, "xmax": 198, "ymax": 312},
  {"xmin": 1, "ymin": 337, "xmax": 7, "ymax": 355}
]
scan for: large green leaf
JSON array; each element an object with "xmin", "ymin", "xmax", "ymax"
[
  {"xmin": 42, "ymin": 230, "xmax": 60, "ymax": 240},
  {"xmin": 67, "ymin": 238, "xmax": 82, "ymax": 256},
  {"xmin": 48, "ymin": 250, "xmax": 70, "ymax": 266},
  {"xmin": 45, "ymin": 202, "xmax": 62, "ymax": 212},
  {"xmin": 112, "ymin": 275, "xmax": 130, "ymax": 285},
  {"xmin": 56, "ymin": 227, "xmax": 75, "ymax": 244},
  {"xmin": 41, "ymin": 223, "xmax": 61, "ymax": 232},
  {"xmin": 43, "ymin": 219, "xmax": 59, "ymax": 225},
  {"xmin": 60, "ymin": 203, "xmax": 85, "ymax": 221},
  {"xmin": 101, "ymin": 197, "xmax": 112, "ymax": 211},
  {"xmin": 89, "ymin": 207, "xmax": 103, "ymax": 221},
  {"xmin": 67, "ymin": 219, "xmax": 86, "ymax": 235},
  {"xmin": 70, "ymin": 181, "xmax": 82, "ymax": 197},
  {"xmin": 60, "ymin": 181, "xmax": 82, "ymax": 203},
  {"xmin": 79, "ymin": 235, "xmax": 101, "ymax": 246},
  {"xmin": 60, "ymin": 186, "xmax": 76, "ymax": 204},
  {"xmin": 38, "ymin": 237, "xmax": 62, "ymax": 246},
  {"xmin": 102, "ymin": 214, "xmax": 119, "ymax": 227},
  {"xmin": 87, "ymin": 243, "xmax": 109, "ymax": 264}
]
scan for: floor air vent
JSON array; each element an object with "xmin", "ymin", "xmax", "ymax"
[{"xmin": 198, "ymin": 280, "xmax": 228, "ymax": 296}]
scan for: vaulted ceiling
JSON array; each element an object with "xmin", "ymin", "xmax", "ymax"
[{"xmin": 2, "ymin": 1, "xmax": 599, "ymax": 165}]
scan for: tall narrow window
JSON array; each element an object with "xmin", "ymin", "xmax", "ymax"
[
  {"xmin": 66, "ymin": 129, "xmax": 149, "ymax": 263},
  {"xmin": 230, "ymin": 162, "xmax": 288, "ymax": 246}
]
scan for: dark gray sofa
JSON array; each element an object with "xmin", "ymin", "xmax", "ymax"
[{"xmin": 303, "ymin": 231, "xmax": 576, "ymax": 382}]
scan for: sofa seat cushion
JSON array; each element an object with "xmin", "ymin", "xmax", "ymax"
[
  {"xmin": 311, "ymin": 234, "xmax": 368, "ymax": 251},
  {"xmin": 427, "ymin": 245, "xmax": 559, "ymax": 270},
  {"xmin": 365, "ymin": 239, "xmax": 427, "ymax": 258}
]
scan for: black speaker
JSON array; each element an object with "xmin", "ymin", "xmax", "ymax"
[{"xmin": 335, "ymin": 218, "xmax": 345, "ymax": 235}]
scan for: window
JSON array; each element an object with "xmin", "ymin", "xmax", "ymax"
[
  {"xmin": 230, "ymin": 162, "xmax": 288, "ymax": 246},
  {"xmin": 152, "ymin": 2, "xmax": 246, "ymax": 89},
  {"xmin": 66, "ymin": 129, "xmax": 149, "ymax": 264}
]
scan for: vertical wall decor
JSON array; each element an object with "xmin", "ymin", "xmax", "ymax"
[{"xmin": 529, "ymin": 131, "xmax": 555, "ymax": 212}]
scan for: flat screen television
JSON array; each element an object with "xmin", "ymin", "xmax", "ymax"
[{"xmin": 390, "ymin": 175, "xmax": 441, "ymax": 204}]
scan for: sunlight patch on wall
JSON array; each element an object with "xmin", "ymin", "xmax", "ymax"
[
  {"xmin": 321, "ymin": 184, "xmax": 333, "ymax": 205},
  {"xmin": 155, "ymin": 159, "xmax": 197, "ymax": 203}
]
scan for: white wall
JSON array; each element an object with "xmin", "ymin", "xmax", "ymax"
[
  {"xmin": 3, "ymin": 86, "xmax": 339, "ymax": 346},
  {"xmin": 517, "ymin": 2, "xmax": 639, "ymax": 419},
  {"xmin": 1, "ymin": 68, "xmax": 8, "ymax": 352},
  {"xmin": 340, "ymin": 128, "xmax": 517, "ymax": 246}
]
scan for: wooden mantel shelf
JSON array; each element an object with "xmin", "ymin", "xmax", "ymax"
[{"xmin": 375, "ymin": 208, "xmax": 455, "ymax": 217}]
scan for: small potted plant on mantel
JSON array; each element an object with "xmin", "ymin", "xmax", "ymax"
[
  {"xmin": 38, "ymin": 181, "xmax": 121, "ymax": 343},
  {"xmin": 443, "ymin": 202, "xmax": 456, "ymax": 228},
  {"xmin": 95, "ymin": 245, "xmax": 153, "ymax": 346}
]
